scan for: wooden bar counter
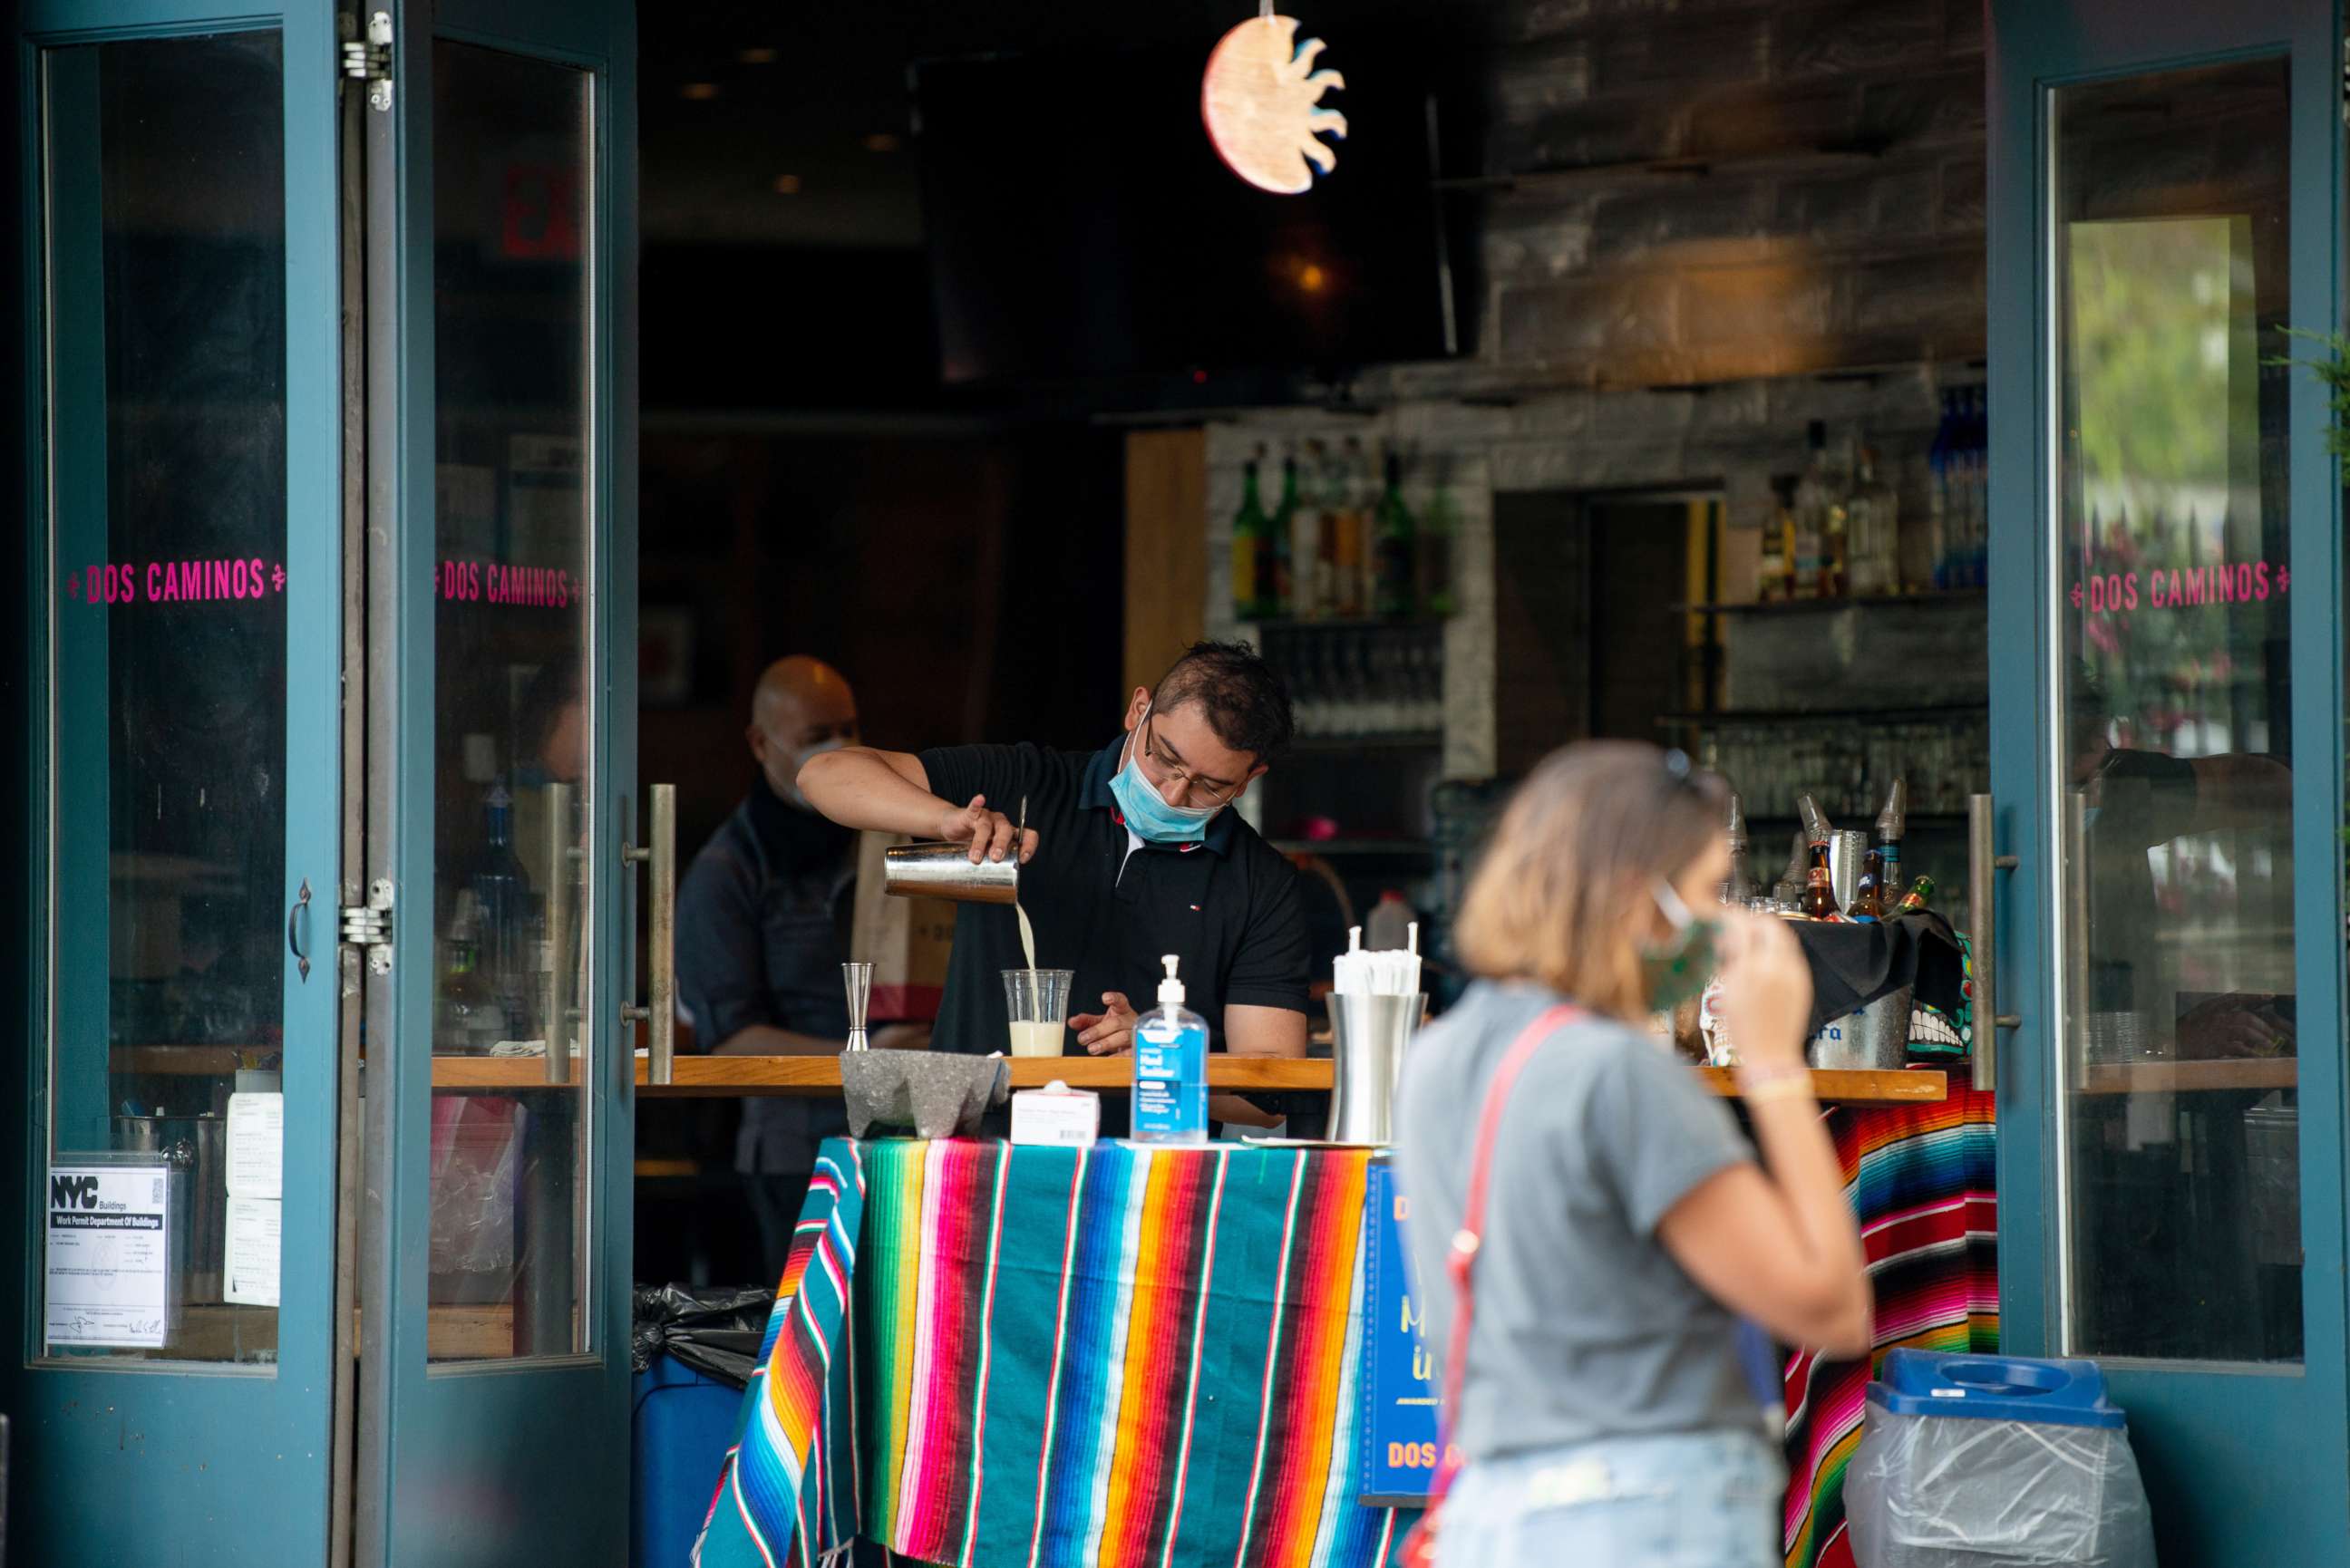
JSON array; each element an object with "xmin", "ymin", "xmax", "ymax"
[
  {"xmin": 423, "ymin": 1051, "xmax": 1948, "ymax": 1106},
  {"xmin": 105, "ymin": 1042, "xmax": 1948, "ymax": 1105}
]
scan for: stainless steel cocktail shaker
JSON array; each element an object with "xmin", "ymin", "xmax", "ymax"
[{"xmin": 882, "ymin": 842, "xmax": 1019, "ymax": 905}]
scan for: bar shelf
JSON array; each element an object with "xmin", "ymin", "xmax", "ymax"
[{"xmin": 2075, "ymin": 1059, "xmax": 2296, "ymax": 1096}]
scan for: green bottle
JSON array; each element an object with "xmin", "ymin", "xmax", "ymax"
[
  {"xmin": 1373, "ymin": 453, "xmax": 1416, "ymax": 619},
  {"xmin": 1267, "ymin": 452, "xmax": 1298, "ymax": 620},
  {"xmin": 1416, "ymin": 464, "xmax": 1458, "ymax": 617},
  {"xmin": 1232, "ymin": 452, "xmax": 1271, "ymax": 621}
]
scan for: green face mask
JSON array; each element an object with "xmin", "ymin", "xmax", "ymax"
[{"xmin": 1641, "ymin": 878, "xmax": 1720, "ymax": 1013}]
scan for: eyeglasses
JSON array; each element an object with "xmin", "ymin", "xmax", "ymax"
[{"xmin": 1141, "ymin": 711, "xmax": 1244, "ymax": 808}]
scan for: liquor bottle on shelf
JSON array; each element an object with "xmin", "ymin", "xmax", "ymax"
[
  {"xmin": 1330, "ymin": 438, "xmax": 1366, "ymax": 618},
  {"xmin": 1231, "ymin": 450, "xmax": 1271, "ymax": 621},
  {"xmin": 1934, "ymin": 388, "xmax": 1989, "ymax": 590},
  {"xmin": 1267, "ymin": 450, "xmax": 1298, "ymax": 619},
  {"xmin": 1755, "ymin": 477, "xmax": 1797, "ymax": 603},
  {"xmin": 471, "ymin": 781, "xmax": 539, "ymax": 1040},
  {"xmin": 1417, "ymin": 461, "xmax": 1458, "ymax": 617},
  {"xmin": 1824, "ymin": 435, "xmax": 1852, "ymax": 597},
  {"xmin": 1846, "ymin": 446, "xmax": 1899, "ymax": 598},
  {"xmin": 1373, "ymin": 452, "xmax": 1416, "ymax": 619},
  {"xmin": 1794, "ymin": 421, "xmax": 1850, "ymax": 598},
  {"xmin": 1893, "ymin": 875, "xmax": 1936, "ymax": 915},
  {"xmin": 1723, "ymin": 794, "xmax": 1760, "ymax": 905},
  {"xmin": 1317, "ymin": 441, "xmax": 1348, "ymax": 618},
  {"xmin": 1296, "ymin": 440, "xmax": 1328, "ymax": 620},
  {"xmin": 1796, "ymin": 793, "xmax": 1840, "ymax": 919}
]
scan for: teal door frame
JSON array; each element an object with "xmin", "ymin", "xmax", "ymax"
[
  {"xmin": 353, "ymin": 0, "xmax": 636, "ymax": 1561},
  {"xmin": 1987, "ymin": 0, "xmax": 2347, "ymax": 1555},
  {"xmin": 3, "ymin": 0, "xmax": 346, "ymax": 1562}
]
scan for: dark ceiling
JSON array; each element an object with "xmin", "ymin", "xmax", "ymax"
[{"xmin": 638, "ymin": 0, "xmax": 1482, "ymax": 248}]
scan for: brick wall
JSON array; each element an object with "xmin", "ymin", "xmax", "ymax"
[
  {"xmin": 1462, "ymin": 0, "xmax": 1984, "ymax": 392},
  {"xmin": 1201, "ymin": 0, "xmax": 1991, "ymax": 785}
]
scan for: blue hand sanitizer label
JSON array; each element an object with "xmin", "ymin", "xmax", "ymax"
[{"xmin": 1132, "ymin": 1015, "xmax": 1209, "ymax": 1145}]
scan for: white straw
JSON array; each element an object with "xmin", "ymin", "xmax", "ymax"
[{"xmin": 1406, "ymin": 922, "xmax": 1419, "ymax": 956}]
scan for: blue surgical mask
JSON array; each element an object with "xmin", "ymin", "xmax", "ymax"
[{"xmin": 1109, "ymin": 703, "xmax": 1223, "ymax": 845}]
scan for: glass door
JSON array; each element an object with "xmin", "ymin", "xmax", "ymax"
[
  {"xmin": 354, "ymin": 1, "xmax": 636, "ymax": 1561},
  {"xmin": 1987, "ymin": 1, "xmax": 2346, "ymax": 1557},
  {"xmin": 4, "ymin": 3, "xmax": 347, "ymax": 1563}
]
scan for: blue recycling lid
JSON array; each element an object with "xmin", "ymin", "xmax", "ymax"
[{"xmin": 1866, "ymin": 1349, "xmax": 2127, "ymax": 1429}]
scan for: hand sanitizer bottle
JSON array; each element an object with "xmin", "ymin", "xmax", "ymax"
[{"xmin": 1132, "ymin": 954, "xmax": 1209, "ymax": 1146}]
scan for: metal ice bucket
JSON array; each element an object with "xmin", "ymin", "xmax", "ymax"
[
  {"xmin": 882, "ymin": 841, "xmax": 1019, "ymax": 905},
  {"xmin": 1326, "ymin": 992, "xmax": 1427, "ymax": 1145},
  {"xmin": 1808, "ymin": 985, "xmax": 1913, "ymax": 1070}
]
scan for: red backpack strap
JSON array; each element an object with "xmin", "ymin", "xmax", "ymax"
[{"xmin": 1424, "ymin": 1002, "xmax": 1579, "ymax": 1508}]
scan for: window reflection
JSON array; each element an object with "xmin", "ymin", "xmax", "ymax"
[
  {"xmin": 44, "ymin": 31, "xmax": 289, "ymax": 1362},
  {"xmin": 426, "ymin": 40, "xmax": 594, "ymax": 1361},
  {"xmin": 2055, "ymin": 58, "xmax": 2299, "ymax": 1362}
]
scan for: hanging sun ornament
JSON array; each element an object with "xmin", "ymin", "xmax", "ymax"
[{"xmin": 1200, "ymin": 5, "xmax": 1347, "ymax": 195}]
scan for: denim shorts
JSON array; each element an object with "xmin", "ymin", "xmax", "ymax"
[{"xmin": 1432, "ymin": 1429, "xmax": 1785, "ymax": 1568}]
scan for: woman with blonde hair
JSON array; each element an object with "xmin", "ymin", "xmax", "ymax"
[{"xmin": 1394, "ymin": 741, "xmax": 1869, "ymax": 1568}]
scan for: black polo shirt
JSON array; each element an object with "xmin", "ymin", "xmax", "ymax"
[
  {"xmin": 917, "ymin": 736, "xmax": 1311, "ymax": 1058},
  {"xmin": 673, "ymin": 779, "xmax": 856, "ymax": 1174}
]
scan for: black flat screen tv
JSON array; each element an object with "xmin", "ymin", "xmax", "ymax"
[{"xmin": 913, "ymin": 27, "xmax": 1465, "ymax": 392}]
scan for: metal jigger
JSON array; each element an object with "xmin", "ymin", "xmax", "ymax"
[{"xmin": 842, "ymin": 962, "xmax": 874, "ymax": 1052}]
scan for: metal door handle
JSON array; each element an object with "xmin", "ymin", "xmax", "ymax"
[
  {"xmin": 1966, "ymin": 793, "xmax": 2022, "ymax": 1092},
  {"xmin": 545, "ymin": 783, "xmax": 573, "ymax": 1086},
  {"xmin": 647, "ymin": 785, "xmax": 676, "ymax": 1087},
  {"xmin": 287, "ymin": 878, "xmax": 313, "ymax": 982},
  {"xmin": 621, "ymin": 785, "xmax": 677, "ymax": 1086}
]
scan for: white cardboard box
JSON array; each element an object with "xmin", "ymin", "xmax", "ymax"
[{"xmin": 1011, "ymin": 1081, "xmax": 1100, "ymax": 1147}]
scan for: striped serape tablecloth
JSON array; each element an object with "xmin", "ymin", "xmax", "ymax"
[
  {"xmin": 695, "ymin": 1137, "xmax": 1409, "ymax": 1568},
  {"xmin": 1781, "ymin": 1086, "xmax": 2000, "ymax": 1568}
]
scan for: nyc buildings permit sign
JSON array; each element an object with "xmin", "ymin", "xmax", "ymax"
[
  {"xmin": 46, "ymin": 1161, "xmax": 175, "ymax": 1349},
  {"xmin": 1358, "ymin": 1161, "xmax": 1444, "ymax": 1506}
]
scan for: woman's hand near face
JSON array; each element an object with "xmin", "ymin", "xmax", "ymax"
[
  {"xmin": 1713, "ymin": 908, "xmax": 1812, "ymax": 1068},
  {"xmin": 1661, "ymin": 911, "xmax": 1869, "ymax": 1357}
]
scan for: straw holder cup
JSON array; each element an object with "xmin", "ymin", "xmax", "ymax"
[
  {"xmin": 883, "ymin": 841, "xmax": 1020, "ymax": 905},
  {"xmin": 1326, "ymin": 992, "xmax": 1428, "ymax": 1145}
]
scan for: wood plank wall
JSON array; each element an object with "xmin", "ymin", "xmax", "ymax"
[{"xmin": 1122, "ymin": 428, "xmax": 1207, "ymax": 697}]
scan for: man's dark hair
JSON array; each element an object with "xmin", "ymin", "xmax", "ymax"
[{"xmin": 1152, "ymin": 640, "xmax": 1295, "ymax": 768}]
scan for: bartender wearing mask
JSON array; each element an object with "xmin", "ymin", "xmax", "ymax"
[
  {"xmin": 675, "ymin": 656, "xmax": 927, "ymax": 1278},
  {"xmin": 798, "ymin": 641, "xmax": 1310, "ymax": 1127}
]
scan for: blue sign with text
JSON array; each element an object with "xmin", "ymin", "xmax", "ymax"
[{"xmin": 1358, "ymin": 1161, "xmax": 1444, "ymax": 1506}]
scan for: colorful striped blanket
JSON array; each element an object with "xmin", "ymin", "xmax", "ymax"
[
  {"xmin": 696, "ymin": 1138, "xmax": 1407, "ymax": 1568},
  {"xmin": 1781, "ymin": 1088, "xmax": 2000, "ymax": 1568}
]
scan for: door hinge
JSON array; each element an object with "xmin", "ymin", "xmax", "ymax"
[
  {"xmin": 341, "ymin": 878, "xmax": 395, "ymax": 974},
  {"xmin": 341, "ymin": 9, "xmax": 394, "ymax": 112}
]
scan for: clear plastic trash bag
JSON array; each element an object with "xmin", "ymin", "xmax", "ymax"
[{"xmin": 1846, "ymin": 1408, "xmax": 2156, "ymax": 1567}]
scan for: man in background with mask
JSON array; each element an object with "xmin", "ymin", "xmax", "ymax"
[
  {"xmin": 675, "ymin": 655, "xmax": 928, "ymax": 1279},
  {"xmin": 799, "ymin": 641, "xmax": 1309, "ymax": 1128}
]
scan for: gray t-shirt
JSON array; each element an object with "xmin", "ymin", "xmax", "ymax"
[{"xmin": 1393, "ymin": 980, "xmax": 1762, "ymax": 1458}]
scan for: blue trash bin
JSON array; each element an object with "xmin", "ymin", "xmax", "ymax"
[
  {"xmin": 1846, "ymin": 1350, "xmax": 2155, "ymax": 1567},
  {"xmin": 633, "ymin": 1354, "xmax": 749, "ymax": 1568}
]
